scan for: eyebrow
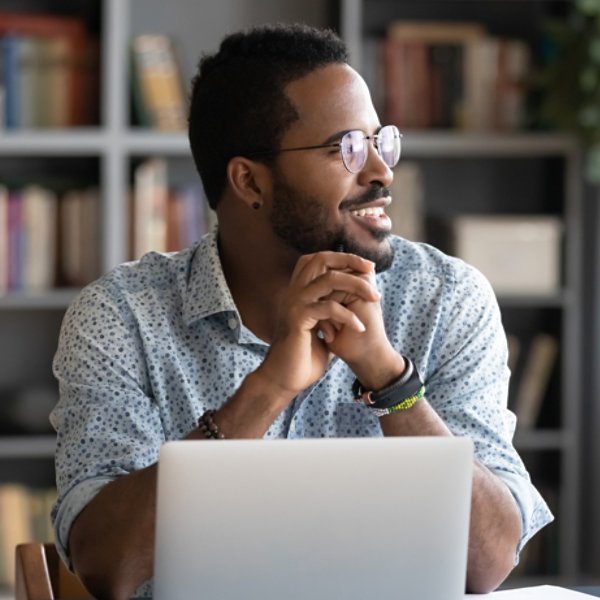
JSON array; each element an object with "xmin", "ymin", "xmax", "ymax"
[
  {"xmin": 321, "ymin": 125, "xmax": 384, "ymax": 145},
  {"xmin": 321, "ymin": 129, "xmax": 353, "ymax": 145}
]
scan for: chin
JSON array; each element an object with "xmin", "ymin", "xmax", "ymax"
[{"xmin": 338, "ymin": 234, "xmax": 395, "ymax": 273}]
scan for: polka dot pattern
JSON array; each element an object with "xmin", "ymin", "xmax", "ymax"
[{"xmin": 50, "ymin": 232, "xmax": 552, "ymax": 594}]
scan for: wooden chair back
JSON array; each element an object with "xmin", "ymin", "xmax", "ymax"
[{"xmin": 15, "ymin": 543, "xmax": 92, "ymax": 600}]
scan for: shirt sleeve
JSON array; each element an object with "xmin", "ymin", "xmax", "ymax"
[
  {"xmin": 50, "ymin": 279, "xmax": 165, "ymax": 568},
  {"xmin": 423, "ymin": 259, "xmax": 554, "ymax": 561}
]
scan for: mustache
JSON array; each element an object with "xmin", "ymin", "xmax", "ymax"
[{"xmin": 339, "ymin": 185, "xmax": 391, "ymax": 211}]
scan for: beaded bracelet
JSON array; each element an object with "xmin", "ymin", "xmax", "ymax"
[
  {"xmin": 369, "ymin": 385, "xmax": 425, "ymax": 418},
  {"xmin": 198, "ymin": 409, "xmax": 225, "ymax": 439}
]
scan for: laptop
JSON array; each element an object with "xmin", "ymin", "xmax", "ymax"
[{"xmin": 153, "ymin": 437, "xmax": 473, "ymax": 600}]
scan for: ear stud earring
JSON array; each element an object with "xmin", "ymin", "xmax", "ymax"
[{"xmin": 252, "ymin": 202, "xmax": 261, "ymax": 210}]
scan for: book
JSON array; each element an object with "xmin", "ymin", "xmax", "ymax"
[
  {"xmin": 507, "ymin": 334, "xmax": 521, "ymax": 375},
  {"xmin": 384, "ymin": 21, "xmax": 486, "ymax": 130},
  {"xmin": 0, "ymin": 484, "xmax": 33, "ymax": 588},
  {"xmin": 59, "ymin": 189, "xmax": 84, "ymax": 287},
  {"xmin": 383, "ymin": 20, "xmax": 531, "ymax": 132},
  {"xmin": 173, "ymin": 182, "xmax": 210, "ymax": 249},
  {"xmin": 464, "ymin": 37, "xmax": 500, "ymax": 131},
  {"xmin": 1, "ymin": 33, "xmax": 20, "ymax": 129},
  {"xmin": 388, "ymin": 162, "xmax": 425, "ymax": 242},
  {"xmin": 15, "ymin": 35, "xmax": 39, "ymax": 129},
  {"xmin": 59, "ymin": 187, "xmax": 100, "ymax": 286},
  {"xmin": 387, "ymin": 20, "xmax": 486, "ymax": 44},
  {"xmin": 0, "ymin": 184, "xmax": 7, "ymax": 294},
  {"xmin": 513, "ymin": 333, "xmax": 559, "ymax": 429},
  {"xmin": 429, "ymin": 44, "xmax": 465, "ymax": 128},
  {"xmin": 383, "ymin": 36, "xmax": 407, "ymax": 128},
  {"xmin": 7, "ymin": 190, "xmax": 23, "ymax": 290},
  {"xmin": 495, "ymin": 38, "xmax": 530, "ymax": 130},
  {"xmin": 464, "ymin": 36, "xmax": 531, "ymax": 131},
  {"xmin": 0, "ymin": 11, "xmax": 96, "ymax": 127},
  {"xmin": 39, "ymin": 36, "xmax": 72, "ymax": 128},
  {"xmin": 166, "ymin": 188, "xmax": 184, "ymax": 252},
  {"xmin": 21, "ymin": 185, "xmax": 58, "ymax": 291},
  {"xmin": 0, "ymin": 485, "xmax": 56, "ymax": 588},
  {"xmin": 131, "ymin": 34, "xmax": 188, "ymax": 131},
  {"xmin": 80, "ymin": 188, "xmax": 100, "ymax": 284},
  {"xmin": 132, "ymin": 158, "xmax": 169, "ymax": 258},
  {"xmin": 0, "ymin": 82, "xmax": 5, "ymax": 129}
]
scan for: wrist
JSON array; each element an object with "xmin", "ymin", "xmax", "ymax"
[
  {"xmin": 348, "ymin": 349, "xmax": 406, "ymax": 391},
  {"xmin": 248, "ymin": 366, "xmax": 298, "ymax": 408},
  {"xmin": 353, "ymin": 355, "xmax": 425, "ymax": 417},
  {"xmin": 203, "ymin": 369, "xmax": 295, "ymax": 440}
]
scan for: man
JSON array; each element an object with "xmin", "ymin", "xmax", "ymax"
[{"xmin": 51, "ymin": 23, "xmax": 552, "ymax": 600}]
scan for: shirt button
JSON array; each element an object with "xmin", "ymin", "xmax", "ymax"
[{"xmin": 228, "ymin": 317, "xmax": 238, "ymax": 330}]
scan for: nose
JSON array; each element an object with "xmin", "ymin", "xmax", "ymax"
[{"xmin": 357, "ymin": 140, "xmax": 394, "ymax": 189}]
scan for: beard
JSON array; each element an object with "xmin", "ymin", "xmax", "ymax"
[{"xmin": 269, "ymin": 172, "xmax": 395, "ymax": 273}]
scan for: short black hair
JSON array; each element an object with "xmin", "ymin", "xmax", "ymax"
[{"xmin": 188, "ymin": 23, "xmax": 349, "ymax": 209}]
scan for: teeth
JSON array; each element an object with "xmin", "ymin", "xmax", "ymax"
[{"xmin": 351, "ymin": 206, "xmax": 385, "ymax": 217}]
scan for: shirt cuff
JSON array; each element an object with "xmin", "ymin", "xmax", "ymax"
[
  {"xmin": 490, "ymin": 467, "xmax": 555, "ymax": 564},
  {"xmin": 53, "ymin": 476, "xmax": 116, "ymax": 570}
]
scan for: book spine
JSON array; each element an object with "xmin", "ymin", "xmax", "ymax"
[
  {"xmin": 133, "ymin": 158, "xmax": 168, "ymax": 258},
  {"xmin": 2, "ymin": 33, "xmax": 20, "ymax": 129},
  {"xmin": 7, "ymin": 190, "xmax": 23, "ymax": 290},
  {"xmin": 22, "ymin": 185, "xmax": 57, "ymax": 291},
  {"xmin": 131, "ymin": 35, "xmax": 187, "ymax": 131},
  {"xmin": 0, "ymin": 185, "xmax": 7, "ymax": 294}
]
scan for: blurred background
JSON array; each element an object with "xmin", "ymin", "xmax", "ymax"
[{"xmin": 1, "ymin": 0, "xmax": 600, "ymax": 594}]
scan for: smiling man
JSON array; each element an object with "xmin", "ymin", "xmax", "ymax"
[{"xmin": 51, "ymin": 24, "xmax": 552, "ymax": 599}]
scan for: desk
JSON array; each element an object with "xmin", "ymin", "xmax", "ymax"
[{"xmin": 572, "ymin": 587, "xmax": 600, "ymax": 597}]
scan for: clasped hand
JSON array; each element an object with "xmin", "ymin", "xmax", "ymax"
[{"xmin": 258, "ymin": 251, "xmax": 401, "ymax": 400}]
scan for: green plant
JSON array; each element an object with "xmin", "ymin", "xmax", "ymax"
[{"xmin": 537, "ymin": 0, "xmax": 600, "ymax": 180}]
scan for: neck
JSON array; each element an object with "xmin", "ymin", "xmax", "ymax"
[{"xmin": 217, "ymin": 214, "xmax": 298, "ymax": 343}]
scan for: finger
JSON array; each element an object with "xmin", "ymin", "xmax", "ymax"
[
  {"xmin": 318, "ymin": 320, "xmax": 337, "ymax": 344},
  {"xmin": 294, "ymin": 251, "xmax": 375, "ymax": 286},
  {"xmin": 305, "ymin": 270, "xmax": 380, "ymax": 304},
  {"xmin": 307, "ymin": 301, "xmax": 366, "ymax": 333}
]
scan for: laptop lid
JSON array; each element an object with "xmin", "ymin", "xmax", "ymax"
[{"xmin": 154, "ymin": 437, "xmax": 473, "ymax": 600}]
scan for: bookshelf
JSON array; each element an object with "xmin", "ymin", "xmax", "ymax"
[
  {"xmin": 0, "ymin": 0, "xmax": 334, "ymax": 592},
  {"xmin": 341, "ymin": 0, "xmax": 585, "ymax": 587},
  {"xmin": 0, "ymin": 0, "xmax": 592, "ymax": 591},
  {"xmin": 396, "ymin": 130, "xmax": 582, "ymax": 585}
]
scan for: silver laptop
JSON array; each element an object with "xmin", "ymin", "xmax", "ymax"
[{"xmin": 153, "ymin": 437, "xmax": 473, "ymax": 600}]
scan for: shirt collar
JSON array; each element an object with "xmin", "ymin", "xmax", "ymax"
[{"xmin": 182, "ymin": 230, "xmax": 238, "ymax": 326}]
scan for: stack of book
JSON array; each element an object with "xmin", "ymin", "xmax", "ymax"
[
  {"xmin": 367, "ymin": 20, "xmax": 531, "ymax": 131},
  {"xmin": 0, "ymin": 184, "xmax": 100, "ymax": 294},
  {"xmin": 0, "ymin": 11, "xmax": 99, "ymax": 129},
  {"xmin": 131, "ymin": 158, "xmax": 213, "ymax": 259},
  {"xmin": 508, "ymin": 332, "xmax": 560, "ymax": 430},
  {"xmin": 0, "ymin": 484, "xmax": 56, "ymax": 590},
  {"xmin": 387, "ymin": 161, "xmax": 425, "ymax": 243}
]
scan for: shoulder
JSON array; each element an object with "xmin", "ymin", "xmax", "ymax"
[
  {"xmin": 64, "ymin": 241, "xmax": 207, "ymax": 325},
  {"xmin": 381, "ymin": 235, "xmax": 495, "ymax": 304},
  {"xmin": 102, "ymin": 245, "xmax": 198, "ymax": 296}
]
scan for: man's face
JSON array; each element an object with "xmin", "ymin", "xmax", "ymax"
[{"xmin": 267, "ymin": 63, "xmax": 396, "ymax": 272}]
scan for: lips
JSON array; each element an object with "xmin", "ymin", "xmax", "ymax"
[
  {"xmin": 350, "ymin": 205, "xmax": 387, "ymax": 218},
  {"xmin": 347, "ymin": 197, "xmax": 392, "ymax": 233}
]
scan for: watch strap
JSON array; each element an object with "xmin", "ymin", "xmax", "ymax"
[{"xmin": 352, "ymin": 356, "xmax": 424, "ymax": 410}]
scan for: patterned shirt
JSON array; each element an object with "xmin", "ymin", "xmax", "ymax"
[{"xmin": 51, "ymin": 231, "xmax": 553, "ymax": 596}]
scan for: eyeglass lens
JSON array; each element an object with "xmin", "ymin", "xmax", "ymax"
[{"xmin": 340, "ymin": 126, "xmax": 401, "ymax": 173}]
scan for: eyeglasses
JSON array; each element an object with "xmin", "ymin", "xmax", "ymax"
[{"xmin": 246, "ymin": 125, "xmax": 402, "ymax": 173}]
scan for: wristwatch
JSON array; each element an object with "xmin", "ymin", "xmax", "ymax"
[{"xmin": 352, "ymin": 355, "xmax": 424, "ymax": 414}]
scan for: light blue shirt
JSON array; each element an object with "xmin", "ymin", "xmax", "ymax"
[{"xmin": 51, "ymin": 231, "xmax": 553, "ymax": 595}]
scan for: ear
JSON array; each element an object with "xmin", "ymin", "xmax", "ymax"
[{"xmin": 226, "ymin": 157, "xmax": 272, "ymax": 210}]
